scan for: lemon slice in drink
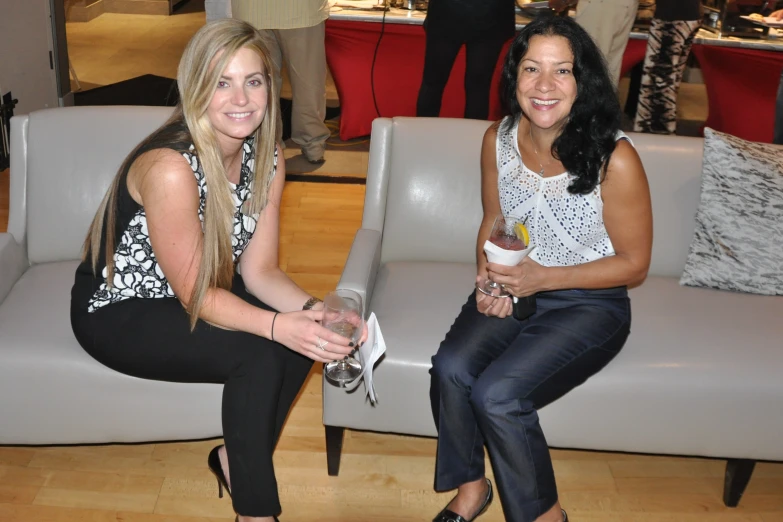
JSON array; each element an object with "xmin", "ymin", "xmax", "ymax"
[{"xmin": 514, "ymin": 223, "xmax": 530, "ymax": 247}]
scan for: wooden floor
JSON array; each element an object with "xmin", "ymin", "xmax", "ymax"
[{"xmin": 1, "ymin": 177, "xmax": 782, "ymax": 521}]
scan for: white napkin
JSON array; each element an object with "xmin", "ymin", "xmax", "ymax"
[
  {"xmin": 483, "ymin": 240, "xmax": 536, "ymax": 266},
  {"xmin": 343, "ymin": 312, "xmax": 386, "ymax": 405}
]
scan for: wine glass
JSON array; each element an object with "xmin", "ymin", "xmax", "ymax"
[
  {"xmin": 323, "ymin": 289, "xmax": 365, "ymax": 387},
  {"xmin": 477, "ymin": 214, "xmax": 528, "ymax": 298}
]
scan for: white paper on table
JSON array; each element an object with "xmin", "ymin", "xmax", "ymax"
[
  {"xmin": 342, "ymin": 312, "xmax": 386, "ymax": 405},
  {"xmin": 483, "ymin": 240, "xmax": 536, "ymax": 266}
]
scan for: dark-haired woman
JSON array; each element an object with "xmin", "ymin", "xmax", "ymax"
[{"xmin": 430, "ymin": 13, "xmax": 652, "ymax": 522}]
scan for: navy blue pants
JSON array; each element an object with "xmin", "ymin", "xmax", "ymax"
[{"xmin": 430, "ymin": 287, "xmax": 631, "ymax": 521}]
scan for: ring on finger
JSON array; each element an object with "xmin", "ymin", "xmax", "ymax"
[{"xmin": 316, "ymin": 337, "xmax": 329, "ymax": 350}]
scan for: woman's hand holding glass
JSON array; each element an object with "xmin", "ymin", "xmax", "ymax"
[
  {"xmin": 486, "ymin": 257, "xmax": 548, "ymax": 298},
  {"xmin": 273, "ymin": 310, "xmax": 355, "ymax": 364},
  {"xmin": 477, "ymin": 215, "xmax": 531, "ymax": 297},
  {"xmin": 322, "ymin": 290, "xmax": 369, "ymax": 386},
  {"xmin": 475, "ymin": 274, "xmax": 513, "ymax": 318}
]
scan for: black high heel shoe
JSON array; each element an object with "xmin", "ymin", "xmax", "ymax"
[
  {"xmin": 433, "ymin": 478, "xmax": 493, "ymax": 522},
  {"xmin": 208, "ymin": 446, "xmax": 280, "ymax": 522},
  {"xmin": 208, "ymin": 445, "xmax": 231, "ymax": 498}
]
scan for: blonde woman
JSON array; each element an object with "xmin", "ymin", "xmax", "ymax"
[{"xmin": 70, "ymin": 19, "xmax": 357, "ymax": 522}]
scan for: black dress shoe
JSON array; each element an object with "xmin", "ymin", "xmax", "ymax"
[{"xmin": 433, "ymin": 478, "xmax": 493, "ymax": 522}]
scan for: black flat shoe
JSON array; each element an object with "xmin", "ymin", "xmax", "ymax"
[
  {"xmin": 208, "ymin": 445, "xmax": 232, "ymax": 498},
  {"xmin": 432, "ymin": 478, "xmax": 493, "ymax": 522}
]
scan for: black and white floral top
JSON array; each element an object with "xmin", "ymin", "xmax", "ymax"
[{"xmin": 86, "ymin": 138, "xmax": 275, "ymax": 312}]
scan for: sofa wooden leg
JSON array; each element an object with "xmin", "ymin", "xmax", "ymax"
[
  {"xmin": 723, "ymin": 458, "xmax": 756, "ymax": 507},
  {"xmin": 325, "ymin": 425, "xmax": 345, "ymax": 476}
]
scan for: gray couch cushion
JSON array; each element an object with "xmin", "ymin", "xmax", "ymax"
[
  {"xmin": 324, "ymin": 263, "xmax": 783, "ymax": 461},
  {"xmin": 0, "ymin": 261, "xmax": 222, "ymax": 444},
  {"xmin": 381, "ymin": 118, "xmax": 488, "ymax": 265},
  {"xmin": 636, "ymin": 134, "xmax": 704, "ymax": 278},
  {"xmin": 25, "ymin": 106, "xmax": 174, "ymax": 264},
  {"xmin": 324, "ymin": 261, "xmax": 476, "ymax": 436}
]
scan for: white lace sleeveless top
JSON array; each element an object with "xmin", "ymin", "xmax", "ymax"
[
  {"xmin": 87, "ymin": 138, "xmax": 275, "ymax": 312},
  {"xmin": 497, "ymin": 116, "xmax": 631, "ymax": 267}
]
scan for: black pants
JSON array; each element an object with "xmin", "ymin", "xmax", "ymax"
[
  {"xmin": 71, "ymin": 275, "xmax": 313, "ymax": 518},
  {"xmin": 416, "ymin": 30, "xmax": 508, "ymax": 120}
]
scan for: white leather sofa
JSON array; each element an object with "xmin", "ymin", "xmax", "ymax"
[
  {"xmin": 322, "ymin": 117, "xmax": 783, "ymax": 507},
  {"xmin": 0, "ymin": 106, "xmax": 225, "ymax": 444}
]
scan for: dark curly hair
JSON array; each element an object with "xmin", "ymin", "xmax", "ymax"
[{"xmin": 500, "ymin": 11, "xmax": 621, "ymax": 195}]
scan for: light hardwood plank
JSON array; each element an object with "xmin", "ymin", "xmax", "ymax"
[
  {"xmin": 32, "ymin": 487, "xmax": 159, "ymax": 513},
  {"xmin": 0, "ymin": 448, "xmax": 35, "ymax": 468},
  {"xmin": 0, "ymin": 485, "xmax": 41, "ymax": 505}
]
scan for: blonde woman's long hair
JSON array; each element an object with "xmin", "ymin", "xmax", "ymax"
[{"xmin": 82, "ymin": 18, "xmax": 281, "ymax": 329}]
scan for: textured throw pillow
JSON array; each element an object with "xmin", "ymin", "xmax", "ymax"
[{"xmin": 680, "ymin": 128, "xmax": 783, "ymax": 295}]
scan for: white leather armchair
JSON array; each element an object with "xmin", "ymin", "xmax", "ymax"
[
  {"xmin": 0, "ymin": 106, "xmax": 224, "ymax": 444},
  {"xmin": 322, "ymin": 117, "xmax": 783, "ymax": 508}
]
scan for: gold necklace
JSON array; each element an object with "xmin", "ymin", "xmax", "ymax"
[{"xmin": 528, "ymin": 125, "xmax": 553, "ymax": 177}]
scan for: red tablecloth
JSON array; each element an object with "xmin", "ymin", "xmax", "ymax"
[
  {"xmin": 325, "ymin": 19, "xmax": 648, "ymax": 141},
  {"xmin": 691, "ymin": 45, "xmax": 783, "ymax": 144}
]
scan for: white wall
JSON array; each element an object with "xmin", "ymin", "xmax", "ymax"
[{"xmin": 0, "ymin": 0, "xmax": 60, "ymax": 115}]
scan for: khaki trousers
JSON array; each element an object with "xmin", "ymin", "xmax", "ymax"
[
  {"xmin": 574, "ymin": 0, "xmax": 639, "ymax": 87},
  {"xmin": 259, "ymin": 23, "xmax": 330, "ymax": 159}
]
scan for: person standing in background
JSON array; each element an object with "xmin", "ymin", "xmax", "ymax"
[
  {"xmin": 558, "ymin": 0, "xmax": 639, "ymax": 88},
  {"xmin": 632, "ymin": 0, "xmax": 701, "ymax": 134},
  {"xmin": 416, "ymin": 0, "xmax": 516, "ymax": 120},
  {"xmin": 776, "ymin": 67, "xmax": 783, "ymax": 146},
  {"xmin": 773, "ymin": 9, "xmax": 783, "ymax": 145},
  {"xmin": 232, "ymin": 0, "xmax": 331, "ymax": 164}
]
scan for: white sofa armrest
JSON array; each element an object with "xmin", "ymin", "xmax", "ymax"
[
  {"xmin": 0, "ymin": 233, "xmax": 29, "ymax": 305},
  {"xmin": 337, "ymin": 229, "xmax": 382, "ymax": 311}
]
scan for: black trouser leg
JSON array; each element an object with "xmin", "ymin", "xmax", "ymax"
[
  {"xmin": 417, "ymin": 31, "xmax": 463, "ymax": 117},
  {"xmin": 464, "ymin": 36, "xmax": 508, "ymax": 120},
  {"xmin": 71, "ymin": 275, "xmax": 313, "ymax": 517}
]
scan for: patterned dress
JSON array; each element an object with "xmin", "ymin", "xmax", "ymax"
[{"xmin": 73, "ymin": 137, "xmax": 276, "ymax": 313}]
